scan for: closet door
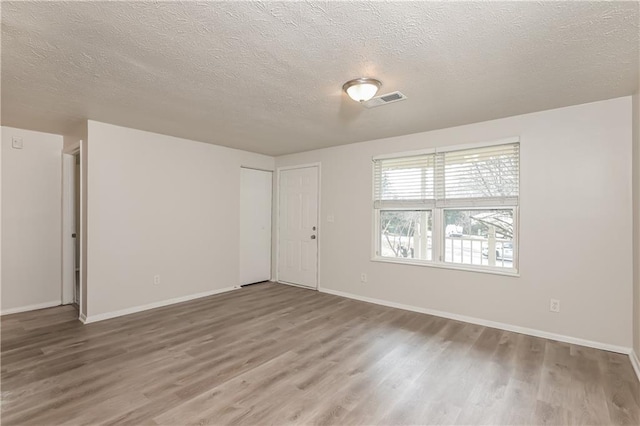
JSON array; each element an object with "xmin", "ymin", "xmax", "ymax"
[{"xmin": 239, "ymin": 167, "xmax": 273, "ymax": 285}]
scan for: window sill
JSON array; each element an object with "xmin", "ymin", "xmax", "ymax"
[{"xmin": 371, "ymin": 256, "xmax": 520, "ymax": 277}]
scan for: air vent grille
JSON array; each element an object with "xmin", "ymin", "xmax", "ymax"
[
  {"xmin": 363, "ymin": 91, "xmax": 407, "ymax": 109},
  {"xmin": 381, "ymin": 93, "xmax": 403, "ymax": 102}
]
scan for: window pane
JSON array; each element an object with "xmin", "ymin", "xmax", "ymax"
[
  {"xmin": 380, "ymin": 210, "xmax": 432, "ymax": 261},
  {"xmin": 443, "ymin": 209, "xmax": 514, "ymax": 268}
]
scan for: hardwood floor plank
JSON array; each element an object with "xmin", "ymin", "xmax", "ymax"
[
  {"xmin": 530, "ymin": 399, "xmax": 574, "ymax": 425},
  {"xmin": 600, "ymin": 352, "xmax": 640, "ymax": 425},
  {"xmin": 1, "ymin": 282, "xmax": 638, "ymax": 425}
]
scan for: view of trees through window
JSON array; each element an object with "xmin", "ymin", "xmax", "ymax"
[
  {"xmin": 443, "ymin": 209, "xmax": 513, "ymax": 267},
  {"xmin": 380, "ymin": 210, "xmax": 432, "ymax": 261},
  {"xmin": 379, "ymin": 208, "xmax": 514, "ymax": 268}
]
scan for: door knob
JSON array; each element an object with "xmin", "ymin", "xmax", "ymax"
[{"xmin": 311, "ymin": 235, "xmax": 316, "ymax": 239}]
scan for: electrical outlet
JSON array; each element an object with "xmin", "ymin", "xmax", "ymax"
[
  {"xmin": 154, "ymin": 275, "xmax": 161, "ymax": 285},
  {"xmin": 360, "ymin": 273, "xmax": 367, "ymax": 283},
  {"xmin": 549, "ymin": 298, "xmax": 560, "ymax": 313}
]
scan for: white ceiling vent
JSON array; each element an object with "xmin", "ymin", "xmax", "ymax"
[{"xmin": 363, "ymin": 91, "xmax": 407, "ymax": 109}]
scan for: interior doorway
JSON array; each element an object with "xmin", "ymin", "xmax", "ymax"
[
  {"xmin": 73, "ymin": 153, "xmax": 80, "ymax": 305},
  {"xmin": 62, "ymin": 143, "xmax": 84, "ymax": 319}
]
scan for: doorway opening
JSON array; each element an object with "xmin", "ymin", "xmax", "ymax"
[
  {"xmin": 62, "ymin": 143, "xmax": 84, "ymax": 320},
  {"xmin": 73, "ymin": 153, "xmax": 80, "ymax": 306}
]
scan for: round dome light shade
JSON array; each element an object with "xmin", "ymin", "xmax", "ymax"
[{"xmin": 343, "ymin": 78, "xmax": 382, "ymax": 102}]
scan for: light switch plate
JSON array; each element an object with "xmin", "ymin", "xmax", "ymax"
[{"xmin": 12, "ymin": 137, "xmax": 23, "ymax": 149}]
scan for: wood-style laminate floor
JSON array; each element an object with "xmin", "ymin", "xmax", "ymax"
[{"xmin": 1, "ymin": 282, "xmax": 639, "ymax": 425}]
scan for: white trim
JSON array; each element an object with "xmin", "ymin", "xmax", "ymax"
[
  {"xmin": 275, "ymin": 167, "xmax": 281, "ymax": 283},
  {"xmin": 319, "ymin": 288, "xmax": 631, "ymax": 355},
  {"xmin": 372, "ymin": 136, "xmax": 520, "ymax": 160},
  {"xmin": 1, "ymin": 301, "xmax": 61, "ymax": 316},
  {"xmin": 78, "ymin": 141, "xmax": 85, "ymax": 319},
  {"xmin": 629, "ymin": 350, "xmax": 640, "ymax": 383},
  {"xmin": 240, "ymin": 165, "xmax": 274, "ymax": 173},
  {"xmin": 370, "ymin": 256, "xmax": 520, "ymax": 277},
  {"xmin": 275, "ymin": 163, "xmax": 321, "ymax": 290},
  {"xmin": 79, "ymin": 313, "xmax": 87, "ymax": 324},
  {"xmin": 317, "ymin": 164, "xmax": 322, "ymax": 290},
  {"xmin": 82, "ymin": 286, "xmax": 240, "ymax": 324},
  {"xmin": 79, "ymin": 140, "xmax": 86, "ymax": 319},
  {"xmin": 372, "ymin": 147, "xmax": 435, "ymax": 161},
  {"xmin": 277, "ymin": 162, "xmax": 321, "ymax": 172},
  {"xmin": 277, "ymin": 280, "xmax": 317, "ymax": 291}
]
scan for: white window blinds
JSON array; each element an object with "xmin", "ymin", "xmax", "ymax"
[
  {"xmin": 373, "ymin": 154, "xmax": 435, "ymax": 208},
  {"xmin": 437, "ymin": 143, "xmax": 519, "ymax": 207},
  {"xmin": 373, "ymin": 142, "xmax": 519, "ymax": 208}
]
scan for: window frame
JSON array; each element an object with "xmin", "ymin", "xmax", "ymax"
[{"xmin": 371, "ymin": 138, "xmax": 520, "ymax": 277}]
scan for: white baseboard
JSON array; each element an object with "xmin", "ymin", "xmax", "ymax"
[
  {"xmin": 79, "ymin": 312, "xmax": 87, "ymax": 324},
  {"xmin": 1, "ymin": 300, "xmax": 61, "ymax": 316},
  {"xmin": 82, "ymin": 286, "xmax": 240, "ymax": 324},
  {"xmin": 276, "ymin": 280, "xmax": 317, "ymax": 291},
  {"xmin": 319, "ymin": 288, "xmax": 631, "ymax": 355},
  {"xmin": 629, "ymin": 350, "xmax": 640, "ymax": 383}
]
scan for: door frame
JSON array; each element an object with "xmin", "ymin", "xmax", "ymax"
[
  {"xmin": 61, "ymin": 141, "xmax": 84, "ymax": 319},
  {"xmin": 275, "ymin": 163, "xmax": 321, "ymax": 290}
]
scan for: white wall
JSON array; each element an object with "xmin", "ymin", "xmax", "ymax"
[
  {"xmin": 86, "ymin": 121, "xmax": 274, "ymax": 319},
  {"xmin": 275, "ymin": 97, "xmax": 633, "ymax": 349},
  {"xmin": 1, "ymin": 126, "xmax": 63, "ymax": 313}
]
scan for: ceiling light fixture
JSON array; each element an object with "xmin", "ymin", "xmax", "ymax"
[{"xmin": 342, "ymin": 78, "xmax": 382, "ymax": 103}]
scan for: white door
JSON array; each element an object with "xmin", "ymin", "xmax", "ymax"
[
  {"xmin": 61, "ymin": 154, "xmax": 75, "ymax": 305},
  {"xmin": 239, "ymin": 168, "xmax": 273, "ymax": 285},
  {"xmin": 278, "ymin": 166, "xmax": 319, "ymax": 288},
  {"xmin": 74, "ymin": 154, "xmax": 80, "ymax": 304}
]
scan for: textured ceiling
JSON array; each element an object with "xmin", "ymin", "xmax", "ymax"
[{"xmin": 2, "ymin": 1, "xmax": 639, "ymax": 156}]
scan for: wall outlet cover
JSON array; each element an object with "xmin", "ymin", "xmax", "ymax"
[{"xmin": 12, "ymin": 137, "xmax": 23, "ymax": 149}]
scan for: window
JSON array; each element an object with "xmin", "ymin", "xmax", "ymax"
[
  {"xmin": 443, "ymin": 208, "xmax": 515, "ymax": 268},
  {"xmin": 380, "ymin": 210, "xmax": 432, "ymax": 261},
  {"xmin": 373, "ymin": 140, "xmax": 519, "ymax": 273}
]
